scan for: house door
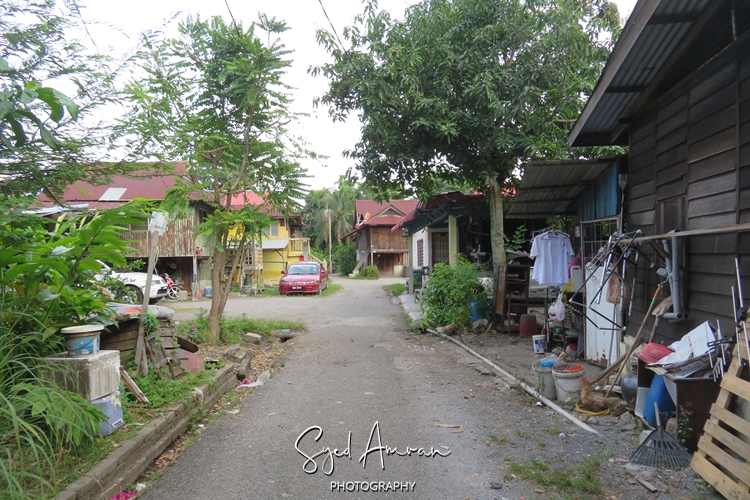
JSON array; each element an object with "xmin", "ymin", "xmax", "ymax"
[{"xmin": 431, "ymin": 232, "xmax": 449, "ymax": 265}]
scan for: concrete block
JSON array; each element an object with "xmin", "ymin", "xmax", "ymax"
[{"xmin": 39, "ymin": 350, "xmax": 120, "ymax": 401}]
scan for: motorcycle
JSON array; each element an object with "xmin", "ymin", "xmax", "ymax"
[{"xmin": 161, "ymin": 273, "xmax": 183, "ymax": 300}]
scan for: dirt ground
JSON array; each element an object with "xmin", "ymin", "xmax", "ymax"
[{"xmin": 152, "ymin": 277, "xmax": 720, "ymax": 499}]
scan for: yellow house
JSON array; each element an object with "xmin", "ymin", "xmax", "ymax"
[{"xmin": 231, "ymin": 191, "xmax": 312, "ymax": 286}]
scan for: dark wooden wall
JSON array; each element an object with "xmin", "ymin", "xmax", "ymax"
[{"xmin": 626, "ymin": 36, "xmax": 750, "ymax": 345}]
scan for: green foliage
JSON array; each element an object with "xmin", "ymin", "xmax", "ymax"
[
  {"xmin": 119, "ymin": 14, "xmax": 311, "ymax": 342},
  {"xmin": 385, "ymin": 283, "xmax": 405, "ymax": 296},
  {"xmin": 315, "ymin": 0, "xmax": 621, "ymax": 196},
  {"xmin": 0, "ymin": 201, "xmax": 150, "ymax": 498},
  {"xmin": 334, "ymin": 241, "xmax": 358, "ymax": 275},
  {"xmin": 419, "ymin": 257, "xmax": 486, "ymax": 329},
  {"xmin": 178, "ymin": 311, "xmax": 305, "ymax": 345},
  {"xmin": 357, "ymin": 265, "xmax": 379, "ymax": 280},
  {"xmin": 314, "ymin": 0, "xmax": 622, "ymax": 274},
  {"xmin": 128, "ymin": 369, "xmax": 216, "ymax": 409},
  {"xmin": 504, "ymin": 225, "xmax": 527, "ymax": 263},
  {"xmin": 302, "ymin": 175, "xmax": 360, "ymax": 250},
  {"xmin": 0, "ymin": 0, "xmax": 137, "ymax": 198}
]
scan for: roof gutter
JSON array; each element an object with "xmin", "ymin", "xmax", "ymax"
[{"xmin": 568, "ymin": 0, "xmax": 663, "ymax": 147}]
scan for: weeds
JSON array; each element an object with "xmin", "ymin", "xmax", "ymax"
[
  {"xmin": 508, "ymin": 452, "xmax": 613, "ymax": 495},
  {"xmin": 384, "ymin": 283, "xmax": 406, "ymax": 296},
  {"xmin": 176, "ymin": 312, "xmax": 305, "ymax": 345},
  {"xmin": 545, "ymin": 425, "xmax": 562, "ymax": 435},
  {"xmin": 486, "ymin": 434, "xmax": 507, "ymax": 446}
]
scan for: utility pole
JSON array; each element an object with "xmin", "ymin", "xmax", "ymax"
[{"xmin": 327, "ymin": 203, "xmax": 332, "ymax": 271}]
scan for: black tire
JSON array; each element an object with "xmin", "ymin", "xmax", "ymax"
[
  {"xmin": 167, "ymin": 287, "xmax": 179, "ymax": 300},
  {"xmin": 126, "ymin": 285, "xmax": 143, "ymax": 304}
]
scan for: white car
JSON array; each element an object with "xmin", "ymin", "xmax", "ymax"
[{"xmin": 95, "ymin": 261, "xmax": 168, "ymax": 304}]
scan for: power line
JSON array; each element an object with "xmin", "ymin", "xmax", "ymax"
[
  {"xmin": 317, "ymin": 0, "xmax": 346, "ymax": 51},
  {"xmin": 223, "ymin": 0, "xmax": 241, "ymax": 36}
]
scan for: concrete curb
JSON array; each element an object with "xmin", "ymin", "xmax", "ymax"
[{"xmin": 54, "ymin": 365, "xmax": 236, "ymax": 500}]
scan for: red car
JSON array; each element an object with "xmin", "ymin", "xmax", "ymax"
[{"xmin": 279, "ymin": 262, "xmax": 329, "ymax": 295}]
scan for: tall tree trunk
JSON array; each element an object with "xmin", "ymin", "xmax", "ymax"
[
  {"xmin": 487, "ymin": 176, "xmax": 506, "ymax": 275},
  {"xmin": 208, "ymin": 231, "xmax": 224, "ymax": 343}
]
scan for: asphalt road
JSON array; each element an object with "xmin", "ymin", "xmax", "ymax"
[{"xmin": 141, "ymin": 277, "xmax": 508, "ymax": 499}]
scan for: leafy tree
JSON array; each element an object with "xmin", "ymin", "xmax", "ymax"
[
  {"xmin": 0, "ymin": 0, "xmax": 135, "ymax": 200},
  {"xmin": 314, "ymin": 0, "xmax": 620, "ymax": 274},
  {"xmin": 120, "ymin": 15, "xmax": 309, "ymax": 342},
  {"xmin": 334, "ymin": 241, "xmax": 358, "ymax": 275}
]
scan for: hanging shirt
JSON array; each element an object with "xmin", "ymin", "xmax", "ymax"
[{"xmin": 530, "ymin": 231, "xmax": 575, "ymax": 287}]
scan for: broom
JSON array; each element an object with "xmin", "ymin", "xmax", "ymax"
[{"xmin": 630, "ymin": 402, "xmax": 691, "ymax": 469}]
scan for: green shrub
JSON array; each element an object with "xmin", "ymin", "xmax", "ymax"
[
  {"xmin": 420, "ymin": 256, "xmax": 486, "ymax": 330},
  {"xmin": 358, "ymin": 265, "xmax": 379, "ymax": 280},
  {"xmin": 0, "ymin": 200, "xmax": 152, "ymax": 498},
  {"xmin": 334, "ymin": 242, "xmax": 357, "ymax": 275}
]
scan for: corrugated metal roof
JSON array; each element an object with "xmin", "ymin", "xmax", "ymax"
[
  {"xmin": 355, "ymin": 200, "xmax": 418, "ymax": 221},
  {"xmin": 37, "ymin": 165, "xmax": 187, "ymax": 205},
  {"xmin": 99, "ymin": 187, "xmax": 127, "ymax": 201},
  {"xmin": 262, "ymin": 237, "xmax": 290, "ymax": 250},
  {"xmin": 569, "ymin": 0, "xmax": 713, "ymax": 146},
  {"xmin": 507, "ymin": 158, "xmax": 616, "ymax": 219}
]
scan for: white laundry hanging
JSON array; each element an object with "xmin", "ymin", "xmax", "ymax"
[{"xmin": 529, "ymin": 230, "xmax": 575, "ymax": 287}]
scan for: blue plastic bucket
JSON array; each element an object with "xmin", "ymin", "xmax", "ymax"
[
  {"xmin": 60, "ymin": 324, "xmax": 104, "ymax": 357},
  {"xmin": 204, "ymin": 286, "xmax": 213, "ymax": 297}
]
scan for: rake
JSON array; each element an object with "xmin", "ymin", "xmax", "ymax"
[{"xmin": 630, "ymin": 402, "xmax": 692, "ymax": 469}]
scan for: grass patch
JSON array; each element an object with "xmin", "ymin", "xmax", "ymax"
[
  {"xmin": 321, "ymin": 283, "xmax": 342, "ymax": 296},
  {"xmin": 545, "ymin": 425, "xmax": 563, "ymax": 435},
  {"xmin": 507, "ymin": 453, "xmax": 612, "ymax": 496},
  {"xmin": 254, "ymin": 287, "xmax": 280, "ymax": 297},
  {"xmin": 515, "ymin": 429, "xmax": 529, "ymax": 438},
  {"xmin": 486, "ymin": 434, "xmax": 507, "ymax": 446},
  {"xmin": 384, "ymin": 283, "xmax": 406, "ymax": 296},
  {"xmin": 176, "ymin": 313, "xmax": 305, "ymax": 345}
]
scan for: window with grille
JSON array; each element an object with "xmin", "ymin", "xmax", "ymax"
[
  {"xmin": 431, "ymin": 232, "xmax": 449, "ymax": 265},
  {"xmin": 417, "ymin": 239, "xmax": 424, "ymax": 267}
]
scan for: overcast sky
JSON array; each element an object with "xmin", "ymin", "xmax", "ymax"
[{"xmin": 78, "ymin": 0, "xmax": 638, "ymax": 192}]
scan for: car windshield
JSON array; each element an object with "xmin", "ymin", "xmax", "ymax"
[{"xmin": 287, "ymin": 265, "xmax": 318, "ymax": 275}]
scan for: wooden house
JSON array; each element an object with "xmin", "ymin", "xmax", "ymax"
[
  {"xmin": 346, "ymin": 200, "xmax": 418, "ymax": 276},
  {"xmin": 37, "ymin": 166, "xmax": 214, "ymax": 296},
  {"xmin": 230, "ymin": 191, "xmax": 311, "ymax": 285},
  {"xmin": 392, "ymin": 192, "xmax": 489, "ymax": 292},
  {"xmin": 569, "ymin": 0, "xmax": 750, "ymax": 346}
]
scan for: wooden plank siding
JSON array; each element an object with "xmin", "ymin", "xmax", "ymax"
[
  {"xmin": 625, "ymin": 41, "xmax": 750, "ymax": 345},
  {"xmin": 122, "ymin": 205, "xmax": 205, "ymax": 258}
]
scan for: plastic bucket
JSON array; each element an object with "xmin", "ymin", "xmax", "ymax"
[
  {"xmin": 519, "ymin": 314, "xmax": 537, "ymax": 337},
  {"xmin": 532, "ymin": 334, "xmax": 546, "ymax": 354},
  {"xmin": 60, "ymin": 324, "xmax": 104, "ymax": 357},
  {"xmin": 565, "ymin": 343, "xmax": 578, "ymax": 360},
  {"xmin": 204, "ymin": 286, "xmax": 213, "ymax": 297},
  {"xmin": 552, "ymin": 363, "xmax": 584, "ymax": 401},
  {"xmin": 532, "ymin": 361, "xmax": 557, "ymax": 399}
]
